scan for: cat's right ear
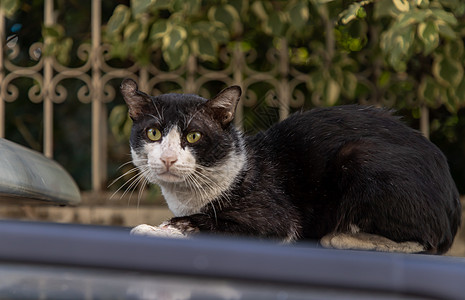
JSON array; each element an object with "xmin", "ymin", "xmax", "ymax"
[
  {"xmin": 205, "ymin": 85, "xmax": 242, "ymax": 127},
  {"xmin": 120, "ymin": 78, "xmax": 152, "ymax": 120}
]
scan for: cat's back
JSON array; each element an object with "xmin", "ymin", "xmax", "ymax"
[
  {"xmin": 254, "ymin": 105, "xmax": 428, "ymax": 157},
  {"xmin": 277, "ymin": 105, "xmax": 413, "ymax": 142}
]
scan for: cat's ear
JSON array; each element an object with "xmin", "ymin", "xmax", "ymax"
[
  {"xmin": 205, "ymin": 86, "xmax": 242, "ymax": 126},
  {"xmin": 120, "ymin": 78, "xmax": 152, "ymax": 120}
]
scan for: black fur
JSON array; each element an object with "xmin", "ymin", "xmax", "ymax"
[{"xmin": 122, "ymin": 79, "xmax": 461, "ymax": 254}]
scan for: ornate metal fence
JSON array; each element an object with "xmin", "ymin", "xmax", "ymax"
[{"xmin": 0, "ymin": 0, "xmax": 430, "ymax": 192}]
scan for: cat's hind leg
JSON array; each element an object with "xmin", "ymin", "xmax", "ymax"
[{"xmin": 320, "ymin": 232, "xmax": 425, "ymax": 253}]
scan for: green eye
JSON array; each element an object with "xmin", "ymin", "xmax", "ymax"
[
  {"xmin": 186, "ymin": 132, "xmax": 202, "ymax": 144},
  {"xmin": 147, "ymin": 128, "xmax": 162, "ymax": 141}
]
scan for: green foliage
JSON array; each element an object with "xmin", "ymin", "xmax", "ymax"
[
  {"xmin": 100, "ymin": 0, "xmax": 465, "ymax": 112},
  {"xmin": 374, "ymin": 0, "xmax": 464, "ymax": 112},
  {"xmin": 335, "ymin": 0, "xmax": 465, "ymax": 113},
  {"xmin": 109, "ymin": 105, "xmax": 133, "ymax": 143},
  {"xmin": 42, "ymin": 24, "xmax": 73, "ymax": 65},
  {"xmin": 377, "ymin": 0, "xmax": 460, "ymax": 72},
  {"xmin": 0, "ymin": 0, "xmax": 20, "ymax": 18},
  {"xmin": 103, "ymin": 0, "xmax": 232, "ymax": 68}
]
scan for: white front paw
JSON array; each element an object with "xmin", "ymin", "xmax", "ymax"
[
  {"xmin": 130, "ymin": 224, "xmax": 158, "ymax": 235},
  {"xmin": 130, "ymin": 223, "xmax": 186, "ymax": 238}
]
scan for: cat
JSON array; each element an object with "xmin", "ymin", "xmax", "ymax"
[{"xmin": 120, "ymin": 78, "xmax": 461, "ymax": 254}]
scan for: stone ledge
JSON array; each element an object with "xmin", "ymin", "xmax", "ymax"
[{"xmin": 0, "ymin": 205, "xmax": 173, "ymax": 227}]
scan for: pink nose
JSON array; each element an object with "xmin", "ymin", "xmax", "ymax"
[{"xmin": 160, "ymin": 152, "xmax": 177, "ymax": 169}]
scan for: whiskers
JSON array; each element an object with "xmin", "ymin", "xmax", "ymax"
[
  {"xmin": 109, "ymin": 158, "xmax": 233, "ymax": 221},
  {"xmin": 108, "ymin": 158, "xmax": 151, "ymax": 206},
  {"xmin": 182, "ymin": 165, "xmax": 233, "ymax": 223}
]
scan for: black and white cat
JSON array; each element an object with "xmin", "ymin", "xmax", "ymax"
[{"xmin": 121, "ymin": 78, "xmax": 461, "ymax": 254}]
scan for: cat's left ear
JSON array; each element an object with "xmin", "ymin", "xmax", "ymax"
[{"xmin": 205, "ymin": 86, "xmax": 242, "ymax": 126}]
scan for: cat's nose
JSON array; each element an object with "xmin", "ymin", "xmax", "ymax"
[{"xmin": 160, "ymin": 152, "xmax": 178, "ymax": 169}]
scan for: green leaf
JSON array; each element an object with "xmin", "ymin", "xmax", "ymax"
[
  {"xmin": 181, "ymin": 0, "xmax": 201, "ymax": 14},
  {"xmin": 438, "ymin": 0, "xmax": 462, "ymax": 10},
  {"xmin": 348, "ymin": 38, "xmax": 363, "ymax": 51},
  {"xmin": 374, "ymin": 0, "xmax": 402, "ymax": 18},
  {"xmin": 191, "ymin": 21, "xmax": 229, "ymax": 44},
  {"xmin": 432, "ymin": 55, "xmax": 463, "ymax": 87},
  {"xmin": 453, "ymin": 77, "xmax": 465, "ymax": 106},
  {"xmin": 251, "ymin": 1, "xmax": 268, "ymax": 21},
  {"xmin": 172, "ymin": 0, "xmax": 186, "ymax": 12},
  {"xmin": 415, "ymin": 0, "xmax": 430, "ymax": 8},
  {"xmin": 357, "ymin": 7, "xmax": 367, "ymax": 19},
  {"xmin": 191, "ymin": 21, "xmax": 211, "ymax": 36},
  {"xmin": 1, "ymin": 0, "xmax": 20, "ymax": 18},
  {"xmin": 392, "ymin": 0, "xmax": 410, "ymax": 12},
  {"xmin": 238, "ymin": 41, "xmax": 252, "ymax": 52},
  {"xmin": 229, "ymin": 0, "xmax": 249, "ymax": 16},
  {"xmin": 163, "ymin": 43, "xmax": 189, "ymax": 70},
  {"xmin": 444, "ymin": 87, "xmax": 458, "ymax": 113},
  {"xmin": 293, "ymin": 47, "xmax": 309, "ymax": 64},
  {"xmin": 341, "ymin": 71, "xmax": 357, "ymax": 99},
  {"xmin": 208, "ymin": 4, "xmax": 240, "ymax": 28},
  {"xmin": 131, "ymin": 0, "xmax": 152, "ymax": 16},
  {"xmin": 152, "ymin": 0, "xmax": 172, "ymax": 10},
  {"xmin": 418, "ymin": 21, "xmax": 439, "ymax": 55},
  {"xmin": 338, "ymin": 2, "xmax": 361, "ymax": 25},
  {"xmin": 192, "ymin": 36, "xmax": 217, "ymax": 61},
  {"xmin": 124, "ymin": 21, "xmax": 146, "ymax": 46},
  {"xmin": 381, "ymin": 24, "xmax": 415, "ymax": 71},
  {"xmin": 325, "ymin": 78, "xmax": 340, "ymax": 106},
  {"xmin": 444, "ymin": 40, "xmax": 464, "ymax": 60},
  {"xmin": 109, "ymin": 105, "xmax": 132, "ymax": 142},
  {"xmin": 42, "ymin": 24, "xmax": 65, "ymax": 39},
  {"xmin": 107, "ymin": 5, "xmax": 131, "ymax": 35},
  {"xmin": 393, "ymin": 10, "xmax": 429, "ymax": 30},
  {"xmin": 452, "ymin": 2, "xmax": 465, "ymax": 15},
  {"xmin": 431, "ymin": 8, "xmax": 457, "ymax": 26},
  {"xmin": 418, "ymin": 75, "xmax": 440, "ymax": 107},
  {"xmin": 109, "ymin": 41, "xmax": 130, "ymax": 59},
  {"xmin": 162, "ymin": 26, "xmax": 187, "ymax": 50},
  {"xmin": 211, "ymin": 23, "xmax": 230, "ymax": 44},
  {"xmin": 57, "ymin": 37, "xmax": 73, "ymax": 65},
  {"xmin": 436, "ymin": 20, "xmax": 456, "ymax": 39},
  {"xmin": 266, "ymin": 11, "xmax": 286, "ymax": 36},
  {"xmin": 388, "ymin": 47, "xmax": 407, "ymax": 72},
  {"xmin": 288, "ymin": 1, "xmax": 309, "ymax": 29},
  {"xmin": 149, "ymin": 20, "xmax": 168, "ymax": 41},
  {"xmin": 307, "ymin": 70, "xmax": 323, "ymax": 93},
  {"xmin": 378, "ymin": 71, "xmax": 391, "ymax": 88}
]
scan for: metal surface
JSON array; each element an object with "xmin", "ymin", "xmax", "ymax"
[
  {"xmin": 0, "ymin": 138, "xmax": 80, "ymax": 205},
  {"xmin": 0, "ymin": 264, "xmax": 429, "ymax": 300},
  {"xmin": 0, "ymin": 220, "xmax": 464, "ymax": 299}
]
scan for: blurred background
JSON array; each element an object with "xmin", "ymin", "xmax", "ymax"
[{"xmin": 0, "ymin": 0, "xmax": 464, "ymax": 255}]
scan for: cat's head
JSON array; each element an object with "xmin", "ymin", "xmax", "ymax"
[{"xmin": 120, "ymin": 78, "xmax": 244, "ymax": 190}]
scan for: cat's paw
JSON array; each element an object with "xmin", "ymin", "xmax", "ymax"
[
  {"xmin": 130, "ymin": 223, "xmax": 187, "ymax": 238},
  {"xmin": 320, "ymin": 232, "xmax": 425, "ymax": 253}
]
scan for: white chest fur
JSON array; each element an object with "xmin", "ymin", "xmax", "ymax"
[{"xmin": 160, "ymin": 148, "xmax": 246, "ymax": 216}]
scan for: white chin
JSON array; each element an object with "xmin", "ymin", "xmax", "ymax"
[{"xmin": 156, "ymin": 172, "xmax": 185, "ymax": 183}]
